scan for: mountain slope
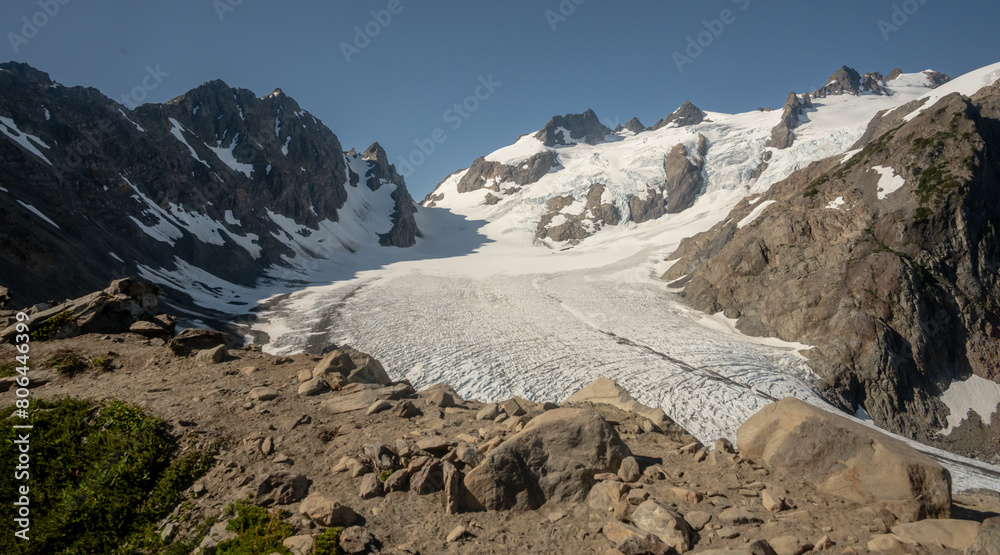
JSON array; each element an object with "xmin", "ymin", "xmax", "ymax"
[
  {"xmin": 0, "ymin": 62, "xmax": 419, "ymax": 314},
  {"xmin": 663, "ymin": 62, "xmax": 1000, "ymax": 458},
  {"xmin": 424, "ymin": 67, "xmax": 952, "ymax": 249}
]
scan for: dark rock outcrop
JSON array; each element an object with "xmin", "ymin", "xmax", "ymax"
[
  {"xmin": 664, "ymin": 83, "xmax": 1000, "ymax": 454},
  {"xmin": 663, "ymin": 135, "xmax": 708, "ymax": 213},
  {"xmin": 811, "ymin": 66, "xmax": 889, "ymax": 97},
  {"xmin": 534, "ymin": 109, "xmax": 611, "ymax": 146},
  {"xmin": 651, "ymin": 101, "xmax": 705, "ymax": 131},
  {"xmin": 535, "ymin": 184, "xmax": 621, "ymax": 245},
  {"xmin": 766, "ymin": 92, "xmax": 807, "ymax": 149},
  {"xmin": 456, "ymin": 151, "xmax": 559, "ymax": 194},
  {"xmin": 0, "ymin": 62, "xmax": 419, "ymax": 310},
  {"xmin": 623, "ymin": 117, "xmax": 647, "ymax": 134}
]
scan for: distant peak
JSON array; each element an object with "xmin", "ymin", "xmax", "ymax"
[
  {"xmin": 534, "ymin": 110, "xmax": 611, "ymax": 147},
  {"xmin": 650, "ymin": 101, "xmax": 704, "ymax": 131}
]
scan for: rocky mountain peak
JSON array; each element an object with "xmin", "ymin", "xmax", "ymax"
[
  {"xmin": 812, "ymin": 65, "xmax": 888, "ymax": 97},
  {"xmin": 651, "ymin": 101, "xmax": 705, "ymax": 131},
  {"xmin": 534, "ymin": 109, "xmax": 611, "ymax": 146},
  {"xmin": 361, "ymin": 141, "xmax": 407, "ymax": 190},
  {"xmin": 623, "ymin": 117, "xmax": 647, "ymax": 134}
]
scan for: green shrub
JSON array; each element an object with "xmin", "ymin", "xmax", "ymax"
[
  {"xmin": 215, "ymin": 499, "xmax": 294, "ymax": 555},
  {"xmin": 29, "ymin": 311, "xmax": 75, "ymax": 342},
  {"xmin": 313, "ymin": 527, "xmax": 344, "ymax": 555},
  {"xmin": 47, "ymin": 349, "xmax": 88, "ymax": 376},
  {"xmin": 0, "ymin": 398, "xmax": 214, "ymax": 554}
]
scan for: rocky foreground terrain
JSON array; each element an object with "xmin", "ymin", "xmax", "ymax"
[{"xmin": 1, "ymin": 281, "xmax": 999, "ymax": 554}]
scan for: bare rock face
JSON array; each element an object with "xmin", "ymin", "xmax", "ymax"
[
  {"xmin": 811, "ymin": 66, "xmax": 888, "ymax": 97},
  {"xmin": 966, "ymin": 516, "xmax": 1000, "ymax": 555},
  {"xmin": 0, "ymin": 62, "xmax": 420, "ymax": 311},
  {"xmin": 534, "ymin": 109, "xmax": 611, "ymax": 146},
  {"xmin": 535, "ymin": 183, "xmax": 621, "ymax": 245},
  {"xmin": 766, "ymin": 92, "xmax": 807, "ymax": 150},
  {"xmin": 456, "ymin": 151, "xmax": 559, "ymax": 194},
  {"xmin": 464, "ymin": 408, "xmax": 631, "ymax": 511},
  {"xmin": 737, "ymin": 398, "xmax": 952, "ymax": 521},
  {"xmin": 665, "ymin": 85, "xmax": 1000, "ymax": 454},
  {"xmin": 624, "ymin": 117, "xmax": 647, "ymax": 134},
  {"xmin": 651, "ymin": 101, "xmax": 705, "ymax": 131},
  {"xmin": 662, "ymin": 135, "xmax": 708, "ymax": 213}
]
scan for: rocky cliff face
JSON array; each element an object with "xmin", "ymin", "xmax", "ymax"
[
  {"xmin": 651, "ymin": 101, "xmax": 705, "ymax": 131},
  {"xmin": 0, "ymin": 62, "xmax": 419, "ymax": 309},
  {"xmin": 664, "ymin": 82, "xmax": 1000, "ymax": 455}
]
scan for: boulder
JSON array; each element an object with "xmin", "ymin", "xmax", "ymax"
[
  {"xmin": 339, "ymin": 527, "xmax": 375, "ymax": 554},
  {"xmin": 313, "ymin": 346, "xmax": 392, "ymax": 386},
  {"xmin": 359, "ymin": 473, "xmax": 383, "ymax": 499},
  {"xmin": 256, "ymin": 472, "xmax": 310, "ymax": 507},
  {"xmin": 297, "ymin": 377, "xmax": 327, "ymax": 397},
  {"xmin": 282, "ymin": 535, "xmax": 314, "ymax": 555},
  {"xmin": 169, "ymin": 328, "xmax": 230, "ymax": 357},
  {"xmin": 129, "ymin": 319, "xmax": 174, "ymax": 339},
  {"xmin": 966, "ymin": 516, "xmax": 1000, "ymax": 555},
  {"xmin": 565, "ymin": 378, "xmax": 669, "ymax": 425},
  {"xmin": 464, "ymin": 408, "xmax": 630, "ymax": 511},
  {"xmin": 630, "ymin": 499, "xmax": 694, "ymax": 552},
  {"xmin": 891, "ymin": 519, "xmax": 981, "ymax": 551},
  {"xmin": 298, "ymin": 494, "xmax": 359, "ymax": 527},
  {"xmin": 737, "ymin": 398, "xmax": 951, "ymax": 521},
  {"xmin": 618, "ymin": 456, "xmax": 641, "ymax": 482},
  {"xmin": 196, "ymin": 345, "xmax": 227, "ymax": 364}
]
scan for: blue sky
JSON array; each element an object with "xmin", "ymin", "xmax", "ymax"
[{"xmin": 3, "ymin": 0, "xmax": 999, "ymax": 197}]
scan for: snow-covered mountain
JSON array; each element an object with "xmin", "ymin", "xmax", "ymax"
[
  {"xmin": 424, "ymin": 66, "xmax": 955, "ymax": 247},
  {"xmin": 0, "ymin": 62, "xmax": 419, "ymax": 318}
]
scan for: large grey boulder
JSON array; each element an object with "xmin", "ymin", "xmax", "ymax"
[
  {"xmin": 464, "ymin": 408, "xmax": 631, "ymax": 511},
  {"xmin": 312, "ymin": 346, "xmax": 392, "ymax": 386},
  {"xmin": 737, "ymin": 398, "xmax": 951, "ymax": 521}
]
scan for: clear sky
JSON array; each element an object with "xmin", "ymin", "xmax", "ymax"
[{"xmin": 3, "ymin": 0, "xmax": 999, "ymax": 198}]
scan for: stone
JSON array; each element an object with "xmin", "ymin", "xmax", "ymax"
[
  {"xmin": 499, "ymin": 398, "xmax": 526, "ymax": 417},
  {"xmin": 715, "ymin": 438, "xmax": 736, "ymax": 453},
  {"xmin": 762, "ymin": 490, "xmax": 787, "ymax": 512},
  {"xmin": 717, "ymin": 527, "xmax": 740, "ymax": 539},
  {"xmin": 891, "ymin": 519, "xmax": 981, "ymax": 551},
  {"xmin": 160, "ymin": 522, "xmax": 177, "ymax": 543},
  {"xmin": 197, "ymin": 521, "xmax": 236, "ymax": 554},
  {"xmin": 670, "ymin": 487, "xmax": 702, "ymax": 504},
  {"xmin": 737, "ymin": 398, "xmax": 951, "ymax": 521},
  {"xmin": 168, "ymin": 328, "xmax": 229, "ymax": 357},
  {"xmin": 416, "ymin": 436, "xmax": 455, "ymax": 455},
  {"xmin": 454, "ymin": 442, "xmax": 483, "ymax": 467},
  {"xmin": 411, "ymin": 461, "xmax": 444, "ymax": 495},
  {"xmin": 684, "ymin": 510, "xmax": 712, "ymax": 531},
  {"xmin": 256, "ymin": 472, "xmax": 310, "ymax": 507},
  {"xmin": 476, "ymin": 403, "xmax": 500, "ymax": 421},
  {"xmin": 446, "ymin": 525, "xmax": 469, "ymax": 543},
  {"xmin": 770, "ymin": 536, "xmax": 813, "ymax": 555},
  {"xmin": 630, "ymin": 500, "xmax": 694, "ymax": 553},
  {"xmin": 588, "ymin": 481, "xmax": 628, "ymax": 515},
  {"xmin": 442, "ymin": 461, "xmax": 466, "ymax": 514},
  {"xmin": 297, "ymin": 369, "xmax": 313, "ymax": 383},
  {"xmin": 618, "ymin": 456, "xmax": 641, "ymax": 482},
  {"xmin": 749, "ymin": 540, "xmax": 778, "ymax": 555},
  {"xmin": 339, "ymin": 527, "xmax": 375, "ymax": 554},
  {"xmin": 464, "ymin": 408, "xmax": 631, "ymax": 511},
  {"xmin": 814, "ymin": 536, "xmax": 835, "ymax": 551},
  {"xmin": 626, "ymin": 488, "xmax": 650, "ymax": 506},
  {"xmin": 196, "ymin": 344, "xmax": 227, "ymax": 364},
  {"xmin": 358, "ymin": 473, "xmax": 383, "ymax": 499},
  {"xmin": 249, "ymin": 387, "xmax": 279, "ymax": 402},
  {"xmin": 240, "ymin": 366, "xmax": 259, "ymax": 376},
  {"xmin": 967, "ymin": 516, "xmax": 1000, "ymax": 555},
  {"xmin": 867, "ymin": 534, "xmax": 917, "ymax": 553},
  {"xmin": 384, "ymin": 469, "xmax": 410, "ymax": 493},
  {"xmin": 397, "ymin": 401, "xmax": 421, "ymax": 419},
  {"xmin": 719, "ymin": 507, "xmax": 762, "ymax": 526},
  {"xmin": 362, "ymin": 443, "xmax": 399, "ymax": 470},
  {"xmin": 282, "ymin": 535, "xmax": 314, "ymax": 555},
  {"xmin": 299, "ymin": 494, "xmax": 358, "ymax": 527},
  {"xmin": 261, "ymin": 437, "xmax": 274, "ymax": 456},
  {"xmin": 297, "ymin": 377, "xmax": 327, "ymax": 397},
  {"xmin": 367, "ymin": 400, "xmax": 392, "ymax": 415},
  {"xmin": 129, "ymin": 319, "xmax": 173, "ymax": 339},
  {"xmin": 565, "ymin": 377, "xmax": 670, "ymax": 425},
  {"xmin": 425, "ymin": 390, "xmax": 456, "ymax": 408}
]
